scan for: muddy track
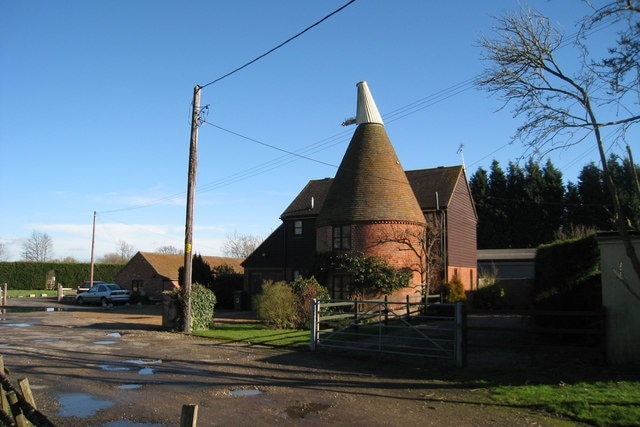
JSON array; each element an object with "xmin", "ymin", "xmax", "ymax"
[{"xmin": 0, "ymin": 298, "xmax": 579, "ymax": 426}]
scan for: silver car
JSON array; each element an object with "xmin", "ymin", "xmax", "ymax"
[{"xmin": 76, "ymin": 283, "xmax": 131, "ymax": 306}]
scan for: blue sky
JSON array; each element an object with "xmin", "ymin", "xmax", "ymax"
[{"xmin": 0, "ymin": 1, "xmax": 632, "ymax": 262}]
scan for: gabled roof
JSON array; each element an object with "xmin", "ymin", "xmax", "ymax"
[
  {"xmin": 240, "ymin": 225, "xmax": 285, "ymax": 268},
  {"xmin": 280, "ymin": 178, "xmax": 332, "ymax": 219},
  {"xmin": 405, "ymin": 165, "xmax": 465, "ymax": 210},
  {"xmin": 281, "ymin": 165, "xmax": 467, "ymax": 219},
  {"xmin": 137, "ymin": 252, "xmax": 244, "ymax": 280},
  {"xmin": 316, "ymin": 82, "xmax": 425, "ymax": 227}
]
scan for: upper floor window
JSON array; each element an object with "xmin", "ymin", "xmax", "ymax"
[
  {"xmin": 333, "ymin": 225, "xmax": 351, "ymax": 250},
  {"xmin": 294, "ymin": 220, "xmax": 303, "ymax": 236}
]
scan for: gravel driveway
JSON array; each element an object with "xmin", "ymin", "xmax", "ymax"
[{"xmin": 0, "ymin": 298, "xmax": 578, "ymax": 426}]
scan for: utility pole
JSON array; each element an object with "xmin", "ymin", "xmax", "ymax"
[
  {"xmin": 90, "ymin": 211, "xmax": 96, "ymax": 287},
  {"xmin": 183, "ymin": 85, "xmax": 201, "ymax": 334}
]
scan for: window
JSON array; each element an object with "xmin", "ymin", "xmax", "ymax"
[
  {"xmin": 294, "ymin": 220, "xmax": 303, "ymax": 236},
  {"xmin": 331, "ymin": 275, "xmax": 352, "ymax": 300},
  {"xmin": 333, "ymin": 225, "xmax": 351, "ymax": 249},
  {"xmin": 131, "ymin": 279, "xmax": 143, "ymax": 294}
]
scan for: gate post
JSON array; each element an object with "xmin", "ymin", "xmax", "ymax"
[
  {"xmin": 310, "ymin": 298, "xmax": 318, "ymax": 351},
  {"xmin": 455, "ymin": 302, "xmax": 467, "ymax": 368}
]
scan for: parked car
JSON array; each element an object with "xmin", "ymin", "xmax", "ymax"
[
  {"xmin": 77, "ymin": 280, "xmax": 106, "ymax": 293},
  {"xmin": 76, "ymin": 283, "xmax": 130, "ymax": 306}
]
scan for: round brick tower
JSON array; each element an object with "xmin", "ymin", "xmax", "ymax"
[{"xmin": 316, "ymin": 81, "xmax": 426, "ymax": 297}]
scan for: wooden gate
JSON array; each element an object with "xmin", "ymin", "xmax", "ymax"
[{"xmin": 310, "ymin": 298, "xmax": 465, "ymax": 367}]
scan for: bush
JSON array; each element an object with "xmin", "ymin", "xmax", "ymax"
[
  {"xmin": 333, "ymin": 253, "xmax": 412, "ymax": 297},
  {"xmin": 290, "ymin": 276, "xmax": 330, "ymax": 328},
  {"xmin": 441, "ymin": 275, "xmax": 467, "ymax": 303},
  {"xmin": 168, "ymin": 282, "xmax": 217, "ymax": 331},
  {"xmin": 254, "ymin": 281, "xmax": 299, "ymax": 329},
  {"xmin": 474, "ymin": 283, "xmax": 505, "ymax": 309}
]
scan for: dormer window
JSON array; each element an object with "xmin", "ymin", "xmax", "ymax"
[
  {"xmin": 333, "ymin": 225, "xmax": 351, "ymax": 249},
  {"xmin": 294, "ymin": 220, "xmax": 303, "ymax": 236}
]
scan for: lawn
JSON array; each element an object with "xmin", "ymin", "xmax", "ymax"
[
  {"xmin": 490, "ymin": 380, "xmax": 640, "ymax": 426},
  {"xmin": 3, "ymin": 289, "xmax": 58, "ymax": 298},
  {"xmin": 194, "ymin": 323, "xmax": 310, "ymax": 349},
  {"xmin": 195, "ymin": 321, "xmax": 640, "ymax": 426}
]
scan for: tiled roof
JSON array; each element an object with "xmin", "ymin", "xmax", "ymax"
[
  {"xmin": 281, "ymin": 165, "xmax": 466, "ymax": 218},
  {"xmin": 405, "ymin": 166, "xmax": 464, "ymax": 210},
  {"xmin": 138, "ymin": 252, "xmax": 244, "ymax": 279},
  {"xmin": 280, "ymin": 178, "xmax": 332, "ymax": 219},
  {"xmin": 316, "ymin": 123, "xmax": 426, "ymax": 226}
]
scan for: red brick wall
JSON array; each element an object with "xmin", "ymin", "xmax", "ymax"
[{"xmin": 317, "ymin": 222, "xmax": 425, "ymax": 290}]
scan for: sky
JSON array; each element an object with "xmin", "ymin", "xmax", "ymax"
[{"xmin": 0, "ymin": 0, "xmax": 635, "ymax": 262}]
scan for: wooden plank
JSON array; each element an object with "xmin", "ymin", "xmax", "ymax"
[
  {"xmin": 180, "ymin": 403, "xmax": 198, "ymax": 427},
  {"xmin": 18, "ymin": 378, "xmax": 36, "ymax": 409}
]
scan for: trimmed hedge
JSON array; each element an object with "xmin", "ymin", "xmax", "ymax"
[
  {"xmin": 166, "ymin": 283, "xmax": 217, "ymax": 331},
  {"xmin": 0, "ymin": 262, "xmax": 123, "ymax": 290},
  {"xmin": 534, "ymin": 235, "xmax": 601, "ymax": 310}
]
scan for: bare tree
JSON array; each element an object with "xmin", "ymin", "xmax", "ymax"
[
  {"xmin": 21, "ymin": 230, "xmax": 54, "ymax": 262},
  {"xmin": 117, "ymin": 240, "xmax": 136, "ymax": 260},
  {"xmin": 156, "ymin": 245, "xmax": 182, "ymax": 254},
  {"xmin": 476, "ymin": 5, "xmax": 640, "ymax": 300},
  {"xmin": 0, "ymin": 241, "xmax": 9, "ymax": 261},
  {"xmin": 98, "ymin": 253, "xmax": 127, "ymax": 264},
  {"xmin": 373, "ymin": 214, "xmax": 443, "ymax": 298},
  {"xmin": 223, "ymin": 231, "xmax": 263, "ymax": 258},
  {"xmin": 98, "ymin": 241, "xmax": 136, "ymax": 264}
]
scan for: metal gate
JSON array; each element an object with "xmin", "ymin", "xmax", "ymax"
[{"xmin": 310, "ymin": 298, "xmax": 465, "ymax": 367}]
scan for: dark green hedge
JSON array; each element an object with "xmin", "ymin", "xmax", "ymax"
[
  {"xmin": 0, "ymin": 262, "xmax": 124, "ymax": 290},
  {"xmin": 533, "ymin": 234, "xmax": 601, "ymax": 310}
]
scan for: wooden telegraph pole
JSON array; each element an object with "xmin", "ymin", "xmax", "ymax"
[
  {"xmin": 90, "ymin": 211, "xmax": 96, "ymax": 287},
  {"xmin": 183, "ymin": 85, "xmax": 201, "ymax": 333}
]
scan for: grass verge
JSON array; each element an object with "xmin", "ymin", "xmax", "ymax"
[
  {"xmin": 3, "ymin": 289, "xmax": 56, "ymax": 297},
  {"xmin": 490, "ymin": 380, "xmax": 640, "ymax": 426},
  {"xmin": 193, "ymin": 322, "xmax": 309, "ymax": 349}
]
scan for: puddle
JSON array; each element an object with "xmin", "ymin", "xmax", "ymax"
[
  {"xmin": 0, "ymin": 307, "xmax": 64, "ymax": 313},
  {"xmin": 2, "ymin": 323, "xmax": 33, "ymax": 327},
  {"xmin": 116, "ymin": 384, "xmax": 142, "ymax": 390},
  {"xmin": 100, "ymin": 364, "xmax": 131, "ymax": 372},
  {"xmin": 93, "ymin": 340, "xmax": 118, "ymax": 345},
  {"xmin": 102, "ymin": 421, "xmax": 162, "ymax": 427},
  {"xmin": 57, "ymin": 393, "xmax": 114, "ymax": 417},
  {"xmin": 137, "ymin": 368, "xmax": 154, "ymax": 375},
  {"xmin": 230, "ymin": 389, "xmax": 263, "ymax": 397},
  {"xmin": 107, "ymin": 332, "xmax": 122, "ymax": 338},
  {"xmin": 124, "ymin": 359, "xmax": 162, "ymax": 365}
]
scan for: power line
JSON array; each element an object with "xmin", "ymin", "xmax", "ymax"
[{"xmin": 200, "ymin": 0, "xmax": 357, "ymax": 89}]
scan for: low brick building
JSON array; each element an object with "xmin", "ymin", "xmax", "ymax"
[{"xmin": 115, "ymin": 252, "xmax": 243, "ymax": 301}]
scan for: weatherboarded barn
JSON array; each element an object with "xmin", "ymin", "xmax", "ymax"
[{"xmin": 115, "ymin": 252, "xmax": 243, "ymax": 301}]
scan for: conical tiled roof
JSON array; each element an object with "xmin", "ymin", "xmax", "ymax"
[{"xmin": 316, "ymin": 82, "xmax": 425, "ymax": 226}]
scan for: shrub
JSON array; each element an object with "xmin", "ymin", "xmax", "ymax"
[
  {"xmin": 333, "ymin": 253, "xmax": 412, "ymax": 297},
  {"xmin": 290, "ymin": 276, "xmax": 330, "ymax": 328},
  {"xmin": 474, "ymin": 282, "xmax": 505, "ymax": 309},
  {"xmin": 254, "ymin": 281, "xmax": 299, "ymax": 329},
  {"xmin": 189, "ymin": 283, "xmax": 217, "ymax": 331},
  {"xmin": 168, "ymin": 282, "xmax": 217, "ymax": 331},
  {"xmin": 441, "ymin": 275, "xmax": 467, "ymax": 303}
]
